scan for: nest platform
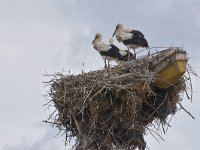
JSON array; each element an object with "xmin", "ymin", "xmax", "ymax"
[{"xmin": 44, "ymin": 52, "xmax": 194, "ymax": 150}]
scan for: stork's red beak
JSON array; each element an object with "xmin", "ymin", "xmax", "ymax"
[
  {"xmin": 92, "ymin": 39, "xmax": 95, "ymax": 44},
  {"xmin": 112, "ymin": 29, "xmax": 117, "ymax": 37}
]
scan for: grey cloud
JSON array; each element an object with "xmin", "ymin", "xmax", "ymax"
[
  {"xmin": 3, "ymin": 124, "xmax": 67, "ymax": 150},
  {"xmin": 0, "ymin": 0, "xmax": 200, "ymax": 150}
]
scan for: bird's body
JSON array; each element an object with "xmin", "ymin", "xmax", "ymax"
[
  {"xmin": 98, "ymin": 44, "xmax": 122, "ymax": 63},
  {"xmin": 92, "ymin": 33, "xmax": 135, "ymax": 68},
  {"xmin": 123, "ymin": 36, "xmax": 148, "ymax": 49},
  {"xmin": 92, "ymin": 33, "xmax": 122, "ymax": 68},
  {"xmin": 113, "ymin": 24, "xmax": 149, "ymax": 56}
]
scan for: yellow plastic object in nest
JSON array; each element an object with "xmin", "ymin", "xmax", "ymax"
[
  {"xmin": 155, "ymin": 60, "xmax": 187, "ymax": 88},
  {"xmin": 150, "ymin": 48, "xmax": 188, "ymax": 89}
]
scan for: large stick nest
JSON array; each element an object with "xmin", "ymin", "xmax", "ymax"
[{"xmin": 44, "ymin": 54, "xmax": 194, "ymax": 150}]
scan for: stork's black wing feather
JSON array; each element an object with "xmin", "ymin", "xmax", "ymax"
[
  {"xmin": 99, "ymin": 46, "xmax": 121, "ymax": 59},
  {"xmin": 123, "ymin": 36, "xmax": 149, "ymax": 47},
  {"xmin": 130, "ymin": 30, "xmax": 144, "ymax": 37},
  {"xmin": 110, "ymin": 44, "xmax": 120, "ymax": 51}
]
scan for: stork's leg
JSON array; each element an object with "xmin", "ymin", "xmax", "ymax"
[
  {"xmin": 127, "ymin": 48, "xmax": 130, "ymax": 61},
  {"xmin": 133, "ymin": 48, "xmax": 136, "ymax": 59},
  {"xmin": 147, "ymin": 47, "xmax": 151, "ymax": 56},
  {"xmin": 108, "ymin": 60, "xmax": 110, "ymax": 68},
  {"xmin": 104, "ymin": 60, "xmax": 107, "ymax": 68}
]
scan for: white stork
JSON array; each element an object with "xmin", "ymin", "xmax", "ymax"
[
  {"xmin": 92, "ymin": 33, "xmax": 134, "ymax": 68},
  {"xmin": 112, "ymin": 23, "xmax": 149, "ymax": 57}
]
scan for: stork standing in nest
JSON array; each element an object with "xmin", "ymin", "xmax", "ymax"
[
  {"xmin": 112, "ymin": 23, "xmax": 149, "ymax": 58},
  {"xmin": 92, "ymin": 33, "xmax": 134, "ymax": 68}
]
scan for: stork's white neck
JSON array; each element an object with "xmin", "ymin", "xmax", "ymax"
[{"xmin": 115, "ymin": 29, "xmax": 123, "ymax": 42}]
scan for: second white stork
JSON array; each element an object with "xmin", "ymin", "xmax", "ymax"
[
  {"xmin": 112, "ymin": 23, "xmax": 149, "ymax": 56},
  {"xmin": 92, "ymin": 33, "xmax": 135, "ymax": 68}
]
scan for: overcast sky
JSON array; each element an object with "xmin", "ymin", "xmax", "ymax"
[{"xmin": 0, "ymin": 0, "xmax": 200, "ymax": 150}]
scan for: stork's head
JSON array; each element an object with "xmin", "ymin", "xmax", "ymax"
[
  {"xmin": 92, "ymin": 33, "xmax": 102, "ymax": 44},
  {"xmin": 112, "ymin": 23, "xmax": 123, "ymax": 37}
]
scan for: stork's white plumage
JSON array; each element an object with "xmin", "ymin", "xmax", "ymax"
[
  {"xmin": 112, "ymin": 24, "xmax": 149, "ymax": 56},
  {"xmin": 92, "ymin": 33, "xmax": 135, "ymax": 68}
]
